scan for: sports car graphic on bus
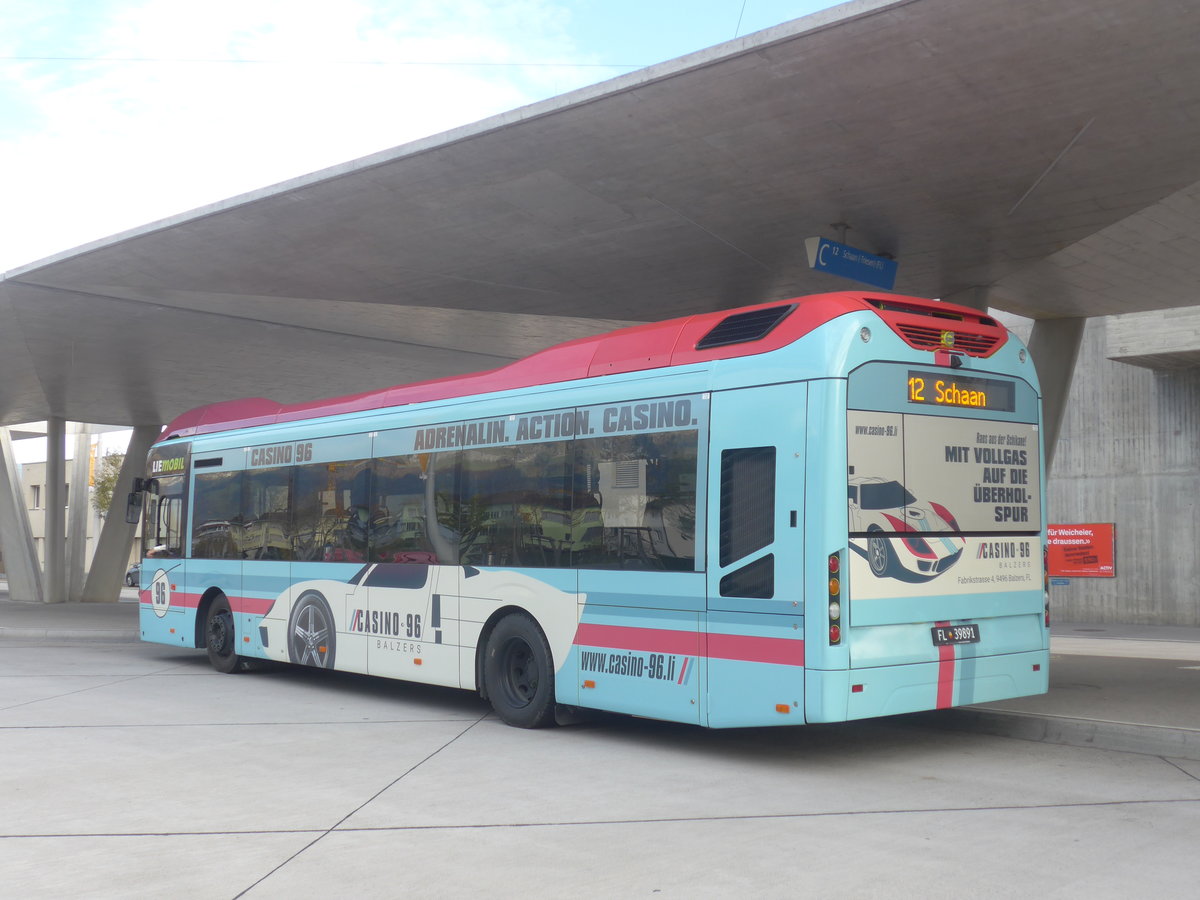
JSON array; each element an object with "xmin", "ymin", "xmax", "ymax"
[
  {"xmin": 848, "ymin": 477, "xmax": 965, "ymax": 582},
  {"xmin": 255, "ymin": 563, "xmax": 583, "ymax": 693}
]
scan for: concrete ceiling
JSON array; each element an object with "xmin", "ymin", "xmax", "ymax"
[{"xmin": 3, "ymin": 0, "xmax": 1199, "ymax": 430}]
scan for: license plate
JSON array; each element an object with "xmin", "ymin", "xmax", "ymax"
[{"xmin": 932, "ymin": 624, "xmax": 980, "ymax": 646}]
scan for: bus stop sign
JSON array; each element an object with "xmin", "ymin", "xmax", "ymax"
[{"xmin": 805, "ymin": 237, "xmax": 898, "ymax": 290}]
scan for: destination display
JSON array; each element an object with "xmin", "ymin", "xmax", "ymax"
[{"xmin": 907, "ymin": 371, "xmax": 1015, "ymax": 412}]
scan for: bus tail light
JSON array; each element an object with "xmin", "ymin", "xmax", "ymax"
[
  {"xmin": 1043, "ymin": 544, "xmax": 1051, "ymax": 627},
  {"xmin": 828, "ymin": 551, "xmax": 842, "ymax": 645}
]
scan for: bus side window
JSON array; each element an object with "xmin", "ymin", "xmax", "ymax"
[
  {"xmin": 574, "ymin": 431, "xmax": 698, "ymax": 571},
  {"xmin": 242, "ymin": 467, "xmax": 293, "ymax": 561},
  {"xmin": 191, "ymin": 471, "xmax": 243, "ymax": 560},
  {"xmin": 372, "ymin": 454, "xmax": 439, "ymax": 564},
  {"xmin": 291, "ymin": 459, "xmax": 372, "ymax": 563},
  {"xmin": 719, "ymin": 447, "xmax": 776, "ymax": 567},
  {"xmin": 718, "ymin": 447, "xmax": 776, "ymax": 599}
]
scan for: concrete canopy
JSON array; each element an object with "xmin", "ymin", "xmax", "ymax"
[{"xmin": 3, "ymin": 0, "xmax": 1199, "ymax": 430}]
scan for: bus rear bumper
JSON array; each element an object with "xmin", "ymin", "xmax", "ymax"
[{"xmin": 805, "ymin": 649, "xmax": 1050, "ymax": 723}]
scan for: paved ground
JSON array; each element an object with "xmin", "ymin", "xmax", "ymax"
[
  {"xmin": 3, "ymin": 590, "xmax": 1198, "ymax": 755},
  {"xmin": 1, "ymin": 636, "xmax": 1199, "ymax": 899},
  {"xmin": 2, "ymin": 593, "xmax": 1200, "ymax": 897}
]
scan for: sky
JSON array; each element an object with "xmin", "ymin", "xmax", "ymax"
[{"xmin": 0, "ymin": 0, "xmax": 842, "ymax": 274}]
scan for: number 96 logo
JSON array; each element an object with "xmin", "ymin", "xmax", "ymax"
[{"xmin": 150, "ymin": 569, "xmax": 171, "ymax": 618}]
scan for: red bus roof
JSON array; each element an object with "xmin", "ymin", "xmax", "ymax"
[{"xmin": 160, "ymin": 291, "xmax": 1006, "ymax": 440}]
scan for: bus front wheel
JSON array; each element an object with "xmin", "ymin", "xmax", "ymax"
[
  {"xmin": 205, "ymin": 594, "xmax": 248, "ymax": 674},
  {"xmin": 483, "ymin": 613, "xmax": 555, "ymax": 728}
]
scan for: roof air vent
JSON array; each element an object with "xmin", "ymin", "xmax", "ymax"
[{"xmin": 695, "ymin": 304, "xmax": 795, "ymax": 351}]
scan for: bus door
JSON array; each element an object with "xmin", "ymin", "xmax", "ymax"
[
  {"xmin": 705, "ymin": 383, "xmax": 807, "ymax": 727},
  {"xmin": 139, "ymin": 461, "xmax": 189, "ymax": 647}
]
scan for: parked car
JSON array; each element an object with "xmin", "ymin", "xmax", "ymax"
[{"xmin": 125, "ymin": 562, "xmax": 141, "ymax": 587}]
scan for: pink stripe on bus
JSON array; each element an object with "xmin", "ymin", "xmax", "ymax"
[
  {"xmin": 573, "ymin": 623, "xmax": 803, "ymax": 667},
  {"xmin": 708, "ymin": 632, "xmax": 804, "ymax": 666},
  {"xmin": 140, "ymin": 592, "xmax": 275, "ymax": 616},
  {"xmin": 935, "ymin": 620, "xmax": 956, "ymax": 709},
  {"xmin": 573, "ymin": 623, "xmax": 700, "ymax": 656}
]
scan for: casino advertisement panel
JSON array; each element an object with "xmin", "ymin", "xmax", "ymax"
[
  {"xmin": 848, "ymin": 411, "xmax": 1041, "ymax": 536},
  {"xmin": 848, "ymin": 533, "xmax": 1041, "ymax": 600},
  {"xmin": 903, "ymin": 415, "xmax": 1041, "ymax": 534},
  {"xmin": 848, "ymin": 410, "xmax": 1042, "ymax": 596}
]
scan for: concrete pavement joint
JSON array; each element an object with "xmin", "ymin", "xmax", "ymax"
[
  {"xmin": 232, "ymin": 712, "xmax": 492, "ymax": 899},
  {"xmin": 5, "ymin": 797, "xmax": 1200, "ymax": 841},
  {"xmin": 1162, "ymin": 758, "xmax": 1200, "ymax": 784},
  {"xmin": 0, "ymin": 628, "xmax": 137, "ymax": 642},
  {"xmin": 322, "ymin": 797, "xmax": 1200, "ymax": 831},
  {"xmin": 0, "ymin": 717, "xmax": 481, "ymax": 730},
  {"xmin": 0, "ymin": 663, "xmax": 197, "ymax": 713}
]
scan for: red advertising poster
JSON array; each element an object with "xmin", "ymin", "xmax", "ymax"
[{"xmin": 1047, "ymin": 523, "xmax": 1116, "ymax": 577}]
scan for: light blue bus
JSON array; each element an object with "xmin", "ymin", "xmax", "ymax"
[{"xmin": 134, "ymin": 291, "xmax": 1049, "ymax": 728}]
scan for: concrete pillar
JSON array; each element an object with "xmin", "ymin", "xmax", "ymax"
[
  {"xmin": 81, "ymin": 425, "xmax": 160, "ymax": 603},
  {"xmin": 44, "ymin": 417, "xmax": 67, "ymax": 603},
  {"xmin": 0, "ymin": 427, "xmax": 44, "ymax": 603},
  {"xmin": 66, "ymin": 424, "xmax": 92, "ymax": 602},
  {"xmin": 1027, "ymin": 317, "xmax": 1086, "ymax": 472}
]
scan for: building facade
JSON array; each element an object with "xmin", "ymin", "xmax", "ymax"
[{"xmin": 1045, "ymin": 318, "xmax": 1200, "ymax": 625}]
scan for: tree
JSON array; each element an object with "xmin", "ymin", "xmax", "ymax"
[{"xmin": 91, "ymin": 452, "xmax": 125, "ymax": 516}]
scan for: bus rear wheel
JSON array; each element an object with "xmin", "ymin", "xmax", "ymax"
[
  {"xmin": 205, "ymin": 594, "xmax": 247, "ymax": 674},
  {"xmin": 483, "ymin": 613, "xmax": 555, "ymax": 728}
]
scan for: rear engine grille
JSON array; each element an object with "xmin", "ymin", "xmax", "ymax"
[
  {"xmin": 864, "ymin": 297, "xmax": 1006, "ymax": 357},
  {"xmin": 895, "ymin": 323, "xmax": 1002, "ymax": 355}
]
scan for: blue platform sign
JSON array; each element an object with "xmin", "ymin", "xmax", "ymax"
[{"xmin": 805, "ymin": 237, "xmax": 898, "ymax": 290}]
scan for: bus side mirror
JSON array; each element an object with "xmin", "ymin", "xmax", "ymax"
[{"xmin": 125, "ymin": 491, "xmax": 143, "ymax": 525}]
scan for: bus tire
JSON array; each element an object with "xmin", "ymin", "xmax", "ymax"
[
  {"xmin": 483, "ymin": 612, "xmax": 555, "ymax": 728},
  {"xmin": 205, "ymin": 594, "xmax": 246, "ymax": 674},
  {"xmin": 288, "ymin": 592, "xmax": 337, "ymax": 669}
]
